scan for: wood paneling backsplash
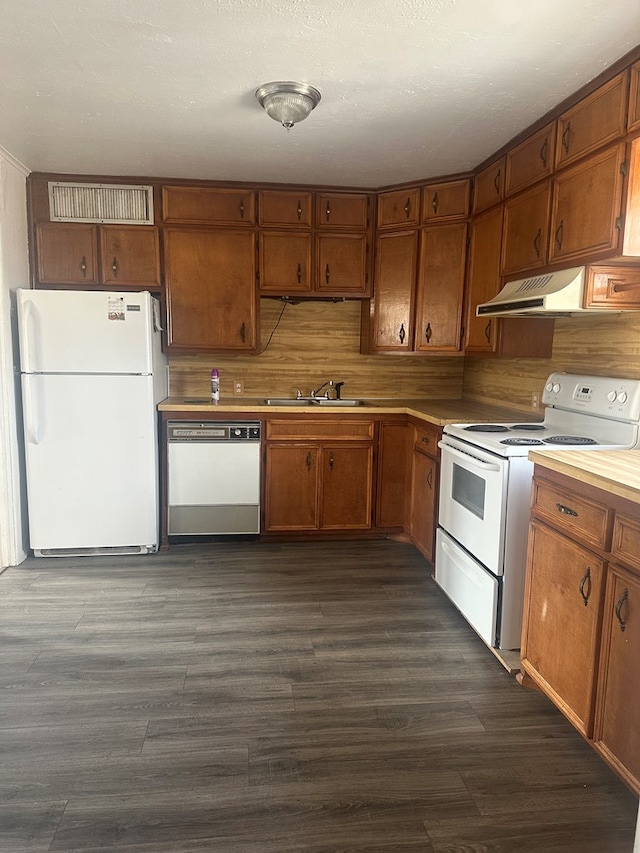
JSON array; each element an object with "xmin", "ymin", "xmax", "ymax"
[
  {"xmin": 168, "ymin": 299, "xmax": 465, "ymax": 399},
  {"xmin": 463, "ymin": 312, "xmax": 640, "ymax": 409}
]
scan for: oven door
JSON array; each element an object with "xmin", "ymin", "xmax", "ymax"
[{"xmin": 437, "ymin": 435, "xmax": 508, "ymax": 575}]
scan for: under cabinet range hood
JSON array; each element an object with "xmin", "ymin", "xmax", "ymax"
[{"xmin": 476, "ymin": 267, "xmax": 591, "ymax": 317}]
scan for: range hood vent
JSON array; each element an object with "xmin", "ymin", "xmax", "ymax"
[
  {"xmin": 476, "ymin": 267, "xmax": 590, "ymax": 317},
  {"xmin": 48, "ymin": 182, "xmax": 154, "ymax": 224}
]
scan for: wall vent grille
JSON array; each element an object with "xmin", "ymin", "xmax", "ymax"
[{"xmin": 48, "ymin": 182, "xmax": 154, "ymax": 224}]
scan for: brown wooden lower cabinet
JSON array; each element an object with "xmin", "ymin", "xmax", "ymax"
[
  {"xmin": 374, "ymin": 420, "xmax": 410, "ymax": 530},
  {"xmin": 521, "ymin": 465, "xmax": 640, "ymax": 795},
  {"xmin": 408, "ymin": 422, "xmax": 441, "ymax": 563}
]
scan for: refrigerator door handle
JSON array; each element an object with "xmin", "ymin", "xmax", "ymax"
[
  {"xmin": 23, "ymin": 378, "xmax": 43, "ymax": 445},
  {"xmin": 20, "ymin": 296, "xmax": 40, "ymax": 372}
]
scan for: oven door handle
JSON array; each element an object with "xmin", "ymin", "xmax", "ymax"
[{"xmin": 438, "ymin": 441, "xmax": 502, "ymax": 472}]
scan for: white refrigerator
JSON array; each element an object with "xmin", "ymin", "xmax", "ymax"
[{"xmin": 17, "ymin": 289, "xmax": 168, "ymax": 557}]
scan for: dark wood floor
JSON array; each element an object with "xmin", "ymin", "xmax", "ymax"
[{"xmin": 0, "ymin": 539, "xmax": 637, "ymax": 852}]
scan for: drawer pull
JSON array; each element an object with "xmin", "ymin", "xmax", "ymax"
[
  {"xmin": 421, "ymin": 436, "xmax": 431, "ymax": 446},
  {"xmin": 325, "ymin": 201, "xmax": 331, "ymax": 221},
  {"xmin": 328, "ymin": 452, "xmax": 334, "ymax": 471},
  {"xmin": 556, "ymin": 502, "xmax": 578, "ymax": 517},
  {"xmin": 80, "ymin": 256, "xmax": 87, "ymax": 277},
  {"xmin": 431, "ymin": 192, "xmax": 439, "ymax": 214},
  {"xmin": 615, "ymin": 588, "xmax": 629, "ymax": 632},
  {"xmin": 306, "ymin": 452, "xmax": 312, "ymax": 471},
  {"xmin": 399, "ymin": 323, "xmax": 406, "ymax": 345},
  {"xmin": 112, "ymin": 256, "xmax": 119, "ymax": 278},
  {"xmin": 297, "ymin": 201, "xmax": 303, "ymax": 221},
  {"xmin": 425, "ymin": 322, "xmax": 432, "ymax": 344},
  {"xmin": 404, "ymin": 197, "xmax": 412, "ymax": 218},
  {"xmin": 578, "ymin": 567, "xmax": 591, "ymax": 607}
]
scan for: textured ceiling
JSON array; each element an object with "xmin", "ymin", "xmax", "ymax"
[{"xmin": 2, "ymin": 0, "xmax": 640, "ymax": 187}]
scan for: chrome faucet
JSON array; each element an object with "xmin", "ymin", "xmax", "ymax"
[{"xmin": 311, "ymin": 380, "xmax": 345, "ymax": 400}]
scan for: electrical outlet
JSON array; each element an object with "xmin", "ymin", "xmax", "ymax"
[
  {"xmin": 233, "ymin": 379, "xmax": 244, "ymax": 396},
  {"xmin": 531, "ymin": 392, "xmax": 539, "ymax": 410}
]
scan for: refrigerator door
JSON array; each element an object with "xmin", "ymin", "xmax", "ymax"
[
  {"xmin": 22, "ymin": 373, "xmax": 160, "ymax": 554},
  {"xmin": 18, "ymin": 289, "xmax": 159, "ymax": 375}
]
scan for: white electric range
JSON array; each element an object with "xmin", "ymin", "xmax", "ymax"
[{"xmin": 435, "ymin": 373, "xmax": 640, "ymax": 650}]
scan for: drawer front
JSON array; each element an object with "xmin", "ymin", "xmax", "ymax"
[
  {"xmin": 266, "ymin": 419, "xmax": 374, "ymax": 441},
  {"xmin": 531, "ymin": 478, "xmax": 611, "ymax": 550},
  {"xmin": 413, "ymin": 424, "xmax": 441, "ymax": 459},
  {"xmin": 612, "ymin": 513, "xmax": 640, "ymax": 573}
]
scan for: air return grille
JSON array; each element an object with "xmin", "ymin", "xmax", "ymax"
[{"xmin": 48, "ymin": 182, "xmax": 154, "ymax": 224}]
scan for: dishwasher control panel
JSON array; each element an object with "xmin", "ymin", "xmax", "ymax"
[{"xmin": 167, "ymin": 421, "xmax": 261, "ymax": 442}]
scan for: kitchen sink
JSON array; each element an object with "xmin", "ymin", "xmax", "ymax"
[{"xmin": 263, "ymin": 397, "xmax": 369, "ymax": 407}]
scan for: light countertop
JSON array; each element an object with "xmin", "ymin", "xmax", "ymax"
[
  {"xmin": 529, "ymin": 449, "xmax": 640, "ymax": 504},
  {"xmin": 158, "ymin": 396, "xmax": 541, "ymax": 427}
]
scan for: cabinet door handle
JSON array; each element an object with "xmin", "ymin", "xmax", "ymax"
[
  {"xmin": 297, "ymin": 201, "xmax": 302, "ymax": 221},
  {"xmin": 399, "ymin": 323, "xmax": 406, "ymax": 344},
  {"xmin": 297, "ymin": 263, "xmax": 302, "ymax": 284},
  {"xmin": 325, "ymin": 201, "xmax": 331, "ymax": 221},
  {"xmin": 533, "ymin": 228, "xmax": 542, "ymax": 257},
  {"xmin": 554, "ymin": 220, "xmax": 564, "ymax": 250},
  {"xmin": 421, "ymin": 436, "xmax": 431, "ymax": 447},
  {"xmin": 493, "ymin": 169, "xmax": 501, "ymax": 195},
  {"xmin": 404, "ymin": 197, "xmax": 412, "ymax": 218},
  {"xmin": 305, "ymin": 452, "xmax": 312, "ymax": 471},
  {"xmin": 615, "ymin": 588, "xmax": 629, "ymax": 632},
  {"xmin": 112, "ymin": 256, "xmax": 118, "ymax": 278},
  {"xmin": 328, "ymin": 452, "xmax": 334, "ymax": 471},
  {"xmin": 539, "ymin": 138, "xmax": 548, "ymax": 166},
  {"xmin": 578, "ymin": 567, "xmax": 591, "ymax": 607},
  {"xmin": 561, "ymin": 122, "xmax": 571, "ymax": 154},
  {"xmin": 239, "ymin": 322, "xmax": 246, "ymax": 343},
  {"xmin": 80, "ymin": 256, "xmax": 87, "ymax": 277},
  {"xmin": 239, "ymin": 200, "xmax": 245, "ymax": 219},
  {"xmin": 556, "ymin": 502, "xmax": 578, "ymax": 517},
  {"xmin": 325, "ymin": 263, "xmax": 330, "ymax": 285},
  {"xmin": 431, "ymin": 192, "xmax": 439, "ymax": 214},
  {"xmin": 425, "ymin": 322, "xmax": 432, "ymax": 343},
  {"xmin": 426, "ymin": 468, "xmax": 433, "ymax": 489},
  {"xmin": 484, "ymin": 320, "xmax": 492, "ymax": 344}
]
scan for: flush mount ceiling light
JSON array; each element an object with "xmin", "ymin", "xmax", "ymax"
[{"xmin": 255, "ymin": 81, "xmax": 322, "ymax": 129}]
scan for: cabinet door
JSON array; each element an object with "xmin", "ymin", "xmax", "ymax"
[
  {"xmin": 501, "ymin": 182, "xmax": 552, "ymax": 276},
  {"xmin": 377, "ymin": 189, "xmax": 420, "ymax": 229},
  {"xmin": 164, "ymin": 228, "xmax": 258, "ymax": 352},
  {"xmin": 258, "ymin": 190, "xmax": 312, "ymax": 227},
  {"xmin": 371, "ymin": 231, "xmax": 418, "ymax": 352},
  {"xmin": 100, "ymin": 226, "xmax": 161, "ymax": 289},
  {"xmin": 464, "ymin": 206, "xmax": 503, "ymax": 355},
  {"xmin": 505, "ymin": 123, "xmax": 555, "ymax": 196},
  {"xmin": 629, "ymin": 61, "xmax": 640, "ymax": 134},
  {"xmin": 264, "ymin": 445, "xmax": 319, "ymax": 531},
  {"xmin": 162, "ymin": 186, "xmax": 256, "ymax": 225},
  {"xmin": 316, "ymin": 193, "xmax": 370, "ymax": 229},
  {"xmin": 375, "ymin": 422, "xmax": 410, "ymax": 529},
  {"xmin": 549, "ymin": 144, "xmax": 626, "ymax": 264},
  {"xmin": 473, "ymin": 157, "xmax": 506, "ymax": 213},
  {"xmin": 421, "ymin": 179, "xmax": 470, "ymax": 222},
  {"xmin": 594, "ymin": 564, "xmax": 640, "ymax": 794},
  {"xmin": 410, "ymin": 448, "xmax": 437, "ymax": 563},
  {"xmin": 319, "ymin": 444, "xmax": 373, "ymax": 530},
  {"xmin": 258, "ymin": 232, "xmax": 312, "ymax": 294},
  {"xmin": 521, "ymin": 520, "xmax": 606, "ymax": 737},
  {"xmin": 35, "ymin": 223, "xmax": 98, "ymax": 285},
  {"xmin": 414, "ymin": 223, "xmax": 466, "ymax": 352},
  {"xmin": 315, "ymin": 234, "xmax": 369, "ymax": 296},
  {"xmin": 555, "ymin": 72, "xmax": 628, "ymax": 169}
]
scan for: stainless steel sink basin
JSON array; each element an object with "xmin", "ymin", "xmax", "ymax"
[{"xmin": 263, "ymin": 397, "xmax": 369, "ymax": 407}]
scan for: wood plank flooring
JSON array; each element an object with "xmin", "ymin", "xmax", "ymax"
[{"xmin": 0, "ymin": 539, "xmax": 637, "ymax": 852}]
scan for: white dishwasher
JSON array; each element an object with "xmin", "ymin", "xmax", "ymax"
[{"xmin": 167, "ymin": 421, "xmax": 261, "ymax": 536}]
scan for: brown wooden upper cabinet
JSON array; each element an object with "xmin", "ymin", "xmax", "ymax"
[
  {"xmin": 315, "ymin": 192, "xmax": 370, "ymax": 229},
  {"xmin": 629, "ymin": 61, "xmax": 640, "ymax": 133},
  {"xmin": 369, "ymin": 230, "xmax": 418, "ymax": 352},
  {"xmin": 505, "ymin": 123, "xmax": 556, "ymax": 196},
  {"xmin": 377, "ymin": 188, "xmax": 421, "ymax": 229},
  {"xmin": 555, "ymin": 72, "xmax": 629, "ymax": 170},
  {"xmin": 35, "ymin": 222, "xmax": 161, "ymax": 290},
  {"xmin": 501, "ymin": 182, "xmax": 553, "ymax": 276},
  {"xmin": 162, "ymin": 186, "xmax": 256, "ymax": 226},
  {"xmin": 163, "ymin": 227, "xmax": 258, "ymax": 353},
  {"xmin": 421, "ymin": 179, "xmax": 470, "ymax": 222},
  {"xmin": 472, "ymin": 156, "xmax": 506, "ymax": 214},
  {"xmin": 315, "ymin": 234, "xmax": 369, "ymax": 295},
  {"xmin": 258, "ymin": 190, "xmax": 312, "ymax": 227},
  {"xmin": 258, "ymin": 232, "xmax": 313, "ymax": 294}
]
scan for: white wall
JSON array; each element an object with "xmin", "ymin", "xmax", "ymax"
[{"xmin": 0, "ymin": 146, "xmax": 30, "ymax": 568}]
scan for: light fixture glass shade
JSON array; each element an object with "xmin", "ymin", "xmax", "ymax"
[{"xmin": 255, "ymin": 81, "xmax": 321, "ymax": 129}]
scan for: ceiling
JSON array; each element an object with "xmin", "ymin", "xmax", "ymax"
[{"xmin": 3, "ymin": 0, "xmax": 640, "ymax": 188}]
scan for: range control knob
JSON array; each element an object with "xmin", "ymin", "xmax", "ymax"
[
  {"xmin": 552, "ymin": 382, "xmax": 561, "ymax": 394},
  {"xmin": 618, "ymin": 391, "xmax": 628, "ymax": 404},
  {"xmin": 545, "ymin": 382, "xmax": 554, "ymax": 393},
  {"xmin": 607, "ymin": 390, "xmax": 618, "ymax": 403}
]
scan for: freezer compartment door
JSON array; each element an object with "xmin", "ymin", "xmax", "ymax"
[
  {"xmin": 17, "ymin": 289, "xmax": 160, "ymax": 374},
  {"xmin": 435, "ymin": 528, "xmax": 499, "ymax": 648},
  {"xmin": 22, "ymin": 373, "xmax": 160, "ymax": 552}
]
